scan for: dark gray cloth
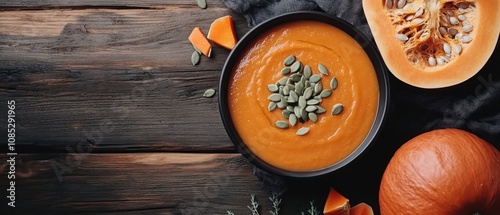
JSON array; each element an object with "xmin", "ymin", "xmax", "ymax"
[{"xmin": 224, "ymin": 0, "xmax": 372, "ymax": 38}]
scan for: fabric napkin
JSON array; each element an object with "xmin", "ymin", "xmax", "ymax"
[{"xmin": 223, "ymin": 0, "xmax": 500, "ymax": 209}]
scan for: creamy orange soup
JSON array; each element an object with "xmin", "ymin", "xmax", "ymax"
[{"xmin": 229, "ymin": 20, "xmax": 379, "ymax": 171}]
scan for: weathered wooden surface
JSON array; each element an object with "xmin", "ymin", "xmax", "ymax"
[
  {"xmin": 0, "ymin": 153, "xmax": 367, "ymax": 214},
  {"xmin": 0, "ymin": 1, "xmax": 249, "ymax": 152}
]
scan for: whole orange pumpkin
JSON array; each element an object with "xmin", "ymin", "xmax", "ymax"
[{"xmin": 379, "ymin": 128, "xmax": 500, "ymax": 215}]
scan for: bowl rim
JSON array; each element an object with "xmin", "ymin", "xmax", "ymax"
[{"xmin": 218, "ymin": 11, "xmax": 390, "ymax": 178}]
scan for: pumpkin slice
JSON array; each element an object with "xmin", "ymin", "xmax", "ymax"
[
  {"xmin": 362, "ymin": 0, "xmax": 500, "ymax": 88},
  {"xmin": 207, "ymin": 15, "xmax": 237, "ymax": 50},
  {"xmin": 189, "ymin": 27, "xmax": 212, "ymax": 57},
  {"xmin": 350, "ymin": 203, "xmax": 374, "ymax": 215},
  {"xmin": 323, "ymin": 188, "xmax": 350, "ymax": 215}
]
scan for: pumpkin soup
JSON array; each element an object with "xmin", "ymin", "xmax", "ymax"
[{"xmin": 228, "ymin": 20, "xmax": 379, "ymax": 171}]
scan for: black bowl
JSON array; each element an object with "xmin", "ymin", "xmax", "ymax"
[{"xmin": 219, "ymin": 11, "xmax": 390, "ymax": 177}]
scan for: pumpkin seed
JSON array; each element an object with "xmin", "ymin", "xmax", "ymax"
[
  {"xmin": 294, "ymin": 106, "xmax": 301, "ymax": 118},
  {"xmin": 267, "ymin": 84, "xmax": 279, "ymax": 92},
  {"xmin": 314, "ymin": 82, "xmax": 323, "ymax": 95},
  {"xmin": 303, "ymin": 65, "xmax": 312, "ymax": 78},
  {"xmin": 196, "ymin": 0, "xmax": 207, "ymax": 9},
  {"xmin": 284, "ymin": 55, "xmax": 296, "ymax": 66},
  {"xmin": 462, "ymin": 25, "xmax": 473, "ymax": 33},
  {"xmin": 415, "ymin": 8, "xmax": 423, "ymax": 17},
  {"xmin": 428, "ymin": 56, "xmax": 436, "ymax": 66},
  {"xmin": 275, "ymin": 120, "xmax": 289, "ymax": 129},
  {"xmin": 309, "ymin": 74, "xmax": 321, "ymax": 83},
  {"xmin": 458, "ymin": 14, "xmax": 467, "ymax": 21},
  {"xmin": 448, "ymin": 28, "xmax": 459, "ymax": 37},
  {"xmin": 289, "ymin": 114, "xmax": 297, "ymax": 126},
  {"xmin": 191, "ymin": 51, "xmax": 200, "ymax": 65},
  {"xmin": 286, "ymin": 105, "xmax": 294, "ymax": 112},
  {"xmin": 203, "ymin": 89, "xmax": 215, "ymax": 97},
  {"xmin": 268, "ymin": 93, "xmax": 282, "ymax": 102},
  {"xmin": 443, "ymin": 43, "xmax": 451, "ymax": 54},
  {"xmin": 385, "ymin": 0, "xmax": 393, "ymax": 9},
  {"xmin": 287, "ymin": 96, "xmax": 296, "ymax": 103},
  {"xmin": 457, "ymin": 2, "xmax": 469, "ymax": 9},
  {"xmin": 290, "ymin": 61, "xmax": 302, "ymax": 73},
  {"xmin": 454, "ymin": 45, "xmax": 462, "ymax": 54},
  {"xmin": 403, "ymin": 3, "xmax": 412, "ymax": 11},
  {"xmin": 397, "ymin": 33, "xmax": 408, "ymax": 41},
  {"xmin": 305, "ymin": 105, "xmax": 317, "ymax": 112},
  {"xmin": 330, "ymin": 77, "xmax": 338, "ymax": 89},
  {"xmin": 315, "ymin": 106, "xmax": 326, "ymax": 114},
  {"xmin": 332, "ymin": 103, "xmax": 344, "ymax": 115},
  {"xmin": 303, "ymin": 87, "xmax": 313, "ymax": 100},
  {"xmin": 282, "ymin": 110, "xmax": 291, "ymax": 118},
  {"xmin": 283, "ymin": 85, "xmax": 290, "ymax": 96},
  {"xmin": 290, "ymin": 73, "xmax": 302, "ymax": 82},
  {"xmin": 318, "ymin": 63, "xmax": 329, "ymax": 75},
  {"xmin": 439, "ymin": 26, "xmax": 447, "ymax": 36},
  {"xmin": 460, "ymin": 35, "xmax": 472, "ymax": 43},
  {"xmin": 268, "ymin": 102, "xmax": 277, "ymax": 111},
  {"xmin": 277, "ymin": 77, "xmax": 288, "ymax": 86},
  {"xmin": 296, "ymin": 127, "xmax": 309, "ymax": 136},
  {"xmin": 278, "ymin": 86, "xmax": 284, "ymax": 95},
  {"xmin": 276, "ymin": 101, "xmax": 286, "ymax": 109},
  {"xmin": 289, "ymin": 90, "xmax": 299, "ymax": 102},
  {"xmin": 437, "ymin": 57, "xmax": 444, "ymax": 65},
  {"xmin": 320, "ymin": 89, "xmax": 333, "ymax": 98},
  {"xmin": 298, "ymin": 96, "xmax": 307, "ymax": 108},
  {"xmin": 397, "ymin": 0, "xmax": 406, "ymax": 9},
  {"xmin": 411, "ymin": 18, "xmax": 423, "ymax": 25},
  {"xmin": 449, "ymin": 17, "xmax": 459, "ymax": 25},
  {"xmin": 281, "ymin": 67, "xmax": 291, "ymax": 75},
  {"xmin": 304, "ymin": 80, "xmax": 311, "ymax": 88},
  {"xmin": 307, "ymin": 99, "xmax": 320, "ymax": 105},
  {"xmin": 295, "ymin": 82, "xmax": 304, "ymax": 95},
  {"xmin": 308, "ymin": 112, "xmax": 318, "ymax": 123},
  {"xmin": 301, "ymin": 108, "xmax": 308, "ymax": 121}
]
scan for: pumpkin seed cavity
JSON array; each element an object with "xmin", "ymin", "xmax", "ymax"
[
  {"xmin": 384, "ymin": 0, "xmax": 476, "ymax": 68},
  {"xmin": 267, "ymin": 56, "xmax": 346, "ymax": 135}
]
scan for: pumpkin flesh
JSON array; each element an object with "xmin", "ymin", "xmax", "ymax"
[
  {"xmin": 323, "ymin": 188, "xmax": 350, "ymax": 215},
  {"xmin": 363, "ymin": 0, "xmax": 500, "ymax": 88},
  {"xmin": 379, "ymin": 128, "xmax": 500, "ymax": 215}
]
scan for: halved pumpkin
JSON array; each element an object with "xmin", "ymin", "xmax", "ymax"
[
  {"xmin": 363, "ymin": 0, "xmax": 500, "ymax": 88},
  {"xmin": 351, "ymin": 203, "xmax": 374, "ymax": 215},
  {"xmin": 323, "ymin": 188, "xmax": 350, "ymax": 215}
]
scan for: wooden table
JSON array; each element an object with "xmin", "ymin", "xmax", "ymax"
[{"xmin": 2, "ymin": 1, "xmax": 498, "ymax": 214}]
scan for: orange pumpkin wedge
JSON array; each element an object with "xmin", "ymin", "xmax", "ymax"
[
  {"xmin": 362, "ymin": 0, "xmax": 500, "ymax": 88},
  {"xmin": 323, "ymin": 188, "xmax": 350, "ymax": 215},
  {"xmin": 207, "ymin": 15, "xmax": 237, "ymax": 50},
  {"xmin": 350, "ymin": 203, "xmax": 374, "ymax": 215},
  {"xmin": 189, "ymin": 27, "xmax": 212, "ymax": 57}
]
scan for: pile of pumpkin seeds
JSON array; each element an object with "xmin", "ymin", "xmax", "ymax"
[{"xmin": 267, "ymin": 55, "xmax": 344, "ymax": 136}]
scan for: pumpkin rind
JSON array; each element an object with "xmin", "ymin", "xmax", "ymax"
[
  {"xmin": 379, "ymin": 128, "xmax": 500, "ymax": 215},
  {"xmin": 362, "ymin": 0, "xmax": 500, "ymax": 88}
]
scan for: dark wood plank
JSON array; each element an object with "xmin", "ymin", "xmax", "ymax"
[
  {"xmin": 0, "ymin": 7, "xmax": 249, "ymax": 152},
  {"xmin": 0, "ymin": 0, "xmax": 227, "ymax": 8},
  {"xmin": 0, "ymin": 153, "xmax": 383, "ymax": 214},
  {"xmin": 0, "ymin": 153, "xmax": 277, "ymax": 214}
]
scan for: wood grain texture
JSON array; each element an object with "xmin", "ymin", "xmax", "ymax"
[
  {"xmin": 0, "ymin": 0, "xmax": 227, "ymax": 9},
  {"xmin": 0, "ymin": 152, "xmax": 387, "ymax": 214},
  {"xmin": 0, "ymin": 153, "xmax": 278, "ymax": 214},
  {"xmin": 0, "ymin": 6, "xmax": 249, "ymax": 152}
]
